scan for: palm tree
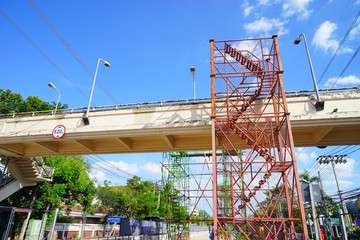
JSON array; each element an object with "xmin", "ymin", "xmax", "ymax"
[{"xmin": 299, "ymin": 170, "xmax": 319, "ymax": 183}]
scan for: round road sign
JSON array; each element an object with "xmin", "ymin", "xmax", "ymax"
[{"xmin": 52, "ymin": 125, "xmax": 66, "ymax": 139}]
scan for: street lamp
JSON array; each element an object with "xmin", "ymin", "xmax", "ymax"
[
  {"xmin": 190, "ymin": 66, "xmax": 196, "ymax": 100},
  {"xmin": 83, "ymin": 58, "xmax": 110, "ymax": 125},
  {"xmin": 301, "ymin": 179, "xmax": 321, "ymax": 240},
  {"xmin": 48, "ymin": 82, "xmax": 61, "ymax": 114},
  {"xmin": 294, "ymin": 33, "xmax": 324, "ymax": 111}
]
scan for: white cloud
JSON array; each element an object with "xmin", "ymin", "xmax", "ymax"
[
  {"xmin": 336, "ymin": 158, "xmax": 356, "ymax": 178},
  {"xmin": 312, "ymin": 21, "xmax": 339, "ymax": 53},
  {"xmin": 282, "ymin": 0, "xmax": 313, "ymax": 20},
  {"xmin": 355, "ymin": 0, "xmax": 360, "ymax": 6},
  {"xmin": 244, "ymin": 17, "xmax": 288, "ymax": 36},
  {"xmin": 258, "ymin": 0, "xmax": 270, "ymax": 5},
  {"xmin": 108, "ymin": 160, "xmax": 139, "ymax": 174},
  {"xmin": 349, "ymin": 21, "xmax": 360, "ymax": 40},
  {"xmin": 296, "ymin": 148, "xmax": 317, "ymax": 166},
  {"xmin": 324, "ymin": 75, "xmax": 360, "ymax": 88},
  {"xmin": 258, "ymin": 0, "xmax": 281, "ymax": 6},
  {"xmin": 321, "ymin": 158, "xmax": 357, "ymax": 194},
  {"xmin": 139, "ymin": 162, "xmax": 161, "ymax": 176},
  {"xmin": 90, "ymin": 160, "xmax": 140, "ymax": 185},
  {"xmin": 244, "ymin": 6, "xmax": 254, "ymax": 17},
  {"xmin": 91, "ymin": 170, "xmax": 107, "ymax": 183},
  {"xmin": 232, "ymin": 40, "xmax": 264, "ymax": 57},
  {"xmin": 312, "ymin": 21, "xmax": 353, "ymax": 54}
]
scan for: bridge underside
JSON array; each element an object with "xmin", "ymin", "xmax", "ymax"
[{"xmin": 0, "ymin": 122, "xmax": 359, "ymax": 157}]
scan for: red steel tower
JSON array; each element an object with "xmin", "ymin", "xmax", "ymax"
[{"xmin": 210, "ymin": 36, "xmax": 308, "ymax": 239}]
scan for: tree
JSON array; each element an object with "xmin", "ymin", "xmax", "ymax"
[
  {"xmin": 0, "ymin": 88, "xmax": 67, "ymax": 114},
  {"xmin": 45, "ymin": 156, "xmax": 95, "ymax": 211},
  {"xmin": 158, "ymin": 181, "xmax": 190, "ymax": 221},
  {"xmin": 1, "ymin": 155, "xmax": 96, "ymax": 239},
  {"xmin": 3, "ymin": 156, "xmax": 96, "ymax": 214},
  {"xmin": 299, "ymin": 170, "xmax": 319, "ymax": 183},
  {"xmin": 96, "ymin": 176, "xmax": 160, "ymax": 219},
  {"xmin": 0, "ymin": 89, "xmax": 23, "ymax": 114}
]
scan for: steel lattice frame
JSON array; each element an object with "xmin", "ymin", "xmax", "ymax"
[
  {"xmin": 161, "ymin": 152, "xmax": 191, "ymax": 240},
  {"xmin": 210, "ymin": 36, "xmax": 308, "ymax": 240}
]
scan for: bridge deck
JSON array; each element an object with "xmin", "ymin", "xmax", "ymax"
[{"xmin": 0, "ymin": 89, "xmax": 359, "ymax": 157}]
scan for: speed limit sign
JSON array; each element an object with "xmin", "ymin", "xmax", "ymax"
[{"xmin": 52, "ymin": 125, "xmax": 66, "ymax": 139}]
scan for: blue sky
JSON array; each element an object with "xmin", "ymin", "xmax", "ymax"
[{"xmin": 1, "ymin": 1, "xmax": 359, "ymax": 196}]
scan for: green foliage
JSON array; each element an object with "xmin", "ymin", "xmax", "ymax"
[
  {"xmin": 96, "ymin": 176, "xmax": 159, "ymax": 219},
  {"xmin": 158, "ymin": 182, "xmax": 190, "ymax": 220},
  {"xmin": 299, "ymin": 170, "xmax": 320, "ymax": 183},
  {"xmin": 43, "ymin": 156, "xmax": 96, "ymax": 212},
  {"xmin": 1, "ymin": 156, "xmax": 96, "ymax": 218},
  {"xmin": 0, "ymin": 89, "xmax": 23, "ymax": 113},
  {"xmin": 190, "ymin": 209, "xmax": 211, "ymax": 223},
  {"xmin": 0, "ymin": 88, "xmax": 67, "ymax": 114},
  {"xmin": 19, "ymin": 95, "xmax": 52, "ymax": 112}
]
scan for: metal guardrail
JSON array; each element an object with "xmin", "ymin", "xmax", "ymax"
[{"xmin": 0, "ymin": 87, "xmax": 358, "ymax": 119}]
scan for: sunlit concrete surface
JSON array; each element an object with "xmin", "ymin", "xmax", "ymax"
[{"xmin": 0, "ymin": 89, "xmax": 359, "ymax": 157}]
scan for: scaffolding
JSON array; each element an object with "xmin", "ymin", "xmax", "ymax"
[
  {"xmin": 161, "ymin": 152, "xmax": 191, "ymax": 240},
  {"xmin": 209, "ymin": 36, "xmax": 308, "ymax": 239},
  {"xmin": 161, "ymin": 151, "xmax": 241, "ymax": 239}
]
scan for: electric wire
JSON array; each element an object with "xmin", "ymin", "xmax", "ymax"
[
  {"xmin": 27, "ymin": 0, "xmax": 119, "ymax": 104},
  {"xmin": 330, "ymin": 44, "xmax": 360, "ymax": 88},
  {"xmin": 317, "ymin": 9, "xmax": 360, "ymax": 84},
  {"xmin": 307, "ymin": 145, "xmax": 360, "ymax": 195},
  {"xmin": 86, "ymin": 155, "xmax": 131, "ymax": 182},
  {"xmin": 0, "ymin": 8, "xmax": 89, "ymax": 100},
  {"xmin": 86, "ymin": 154, "xmax": 157, "ymax": 182},
  {"xmin": 88, "ymin": 155, "xmax": 137, "ymax": 178},
  {"xmin": 346, "ymin": 146, "xmax": 360, "ymax": 155},
  {"xmin": 307, "ymin": 145, "xmax": 359, "ymax": 178}
]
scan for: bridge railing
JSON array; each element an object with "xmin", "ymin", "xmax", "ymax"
[{"xmin": 0, "ymin": 87, "xmax": 358, "ymax": 119}]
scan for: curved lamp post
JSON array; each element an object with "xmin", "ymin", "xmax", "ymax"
[
  {"xmin": 294, "ymin": 33, "xmax": 324, "ymax": 111},
  {"xmin": 48, "ymin": 82, "xmax": 61, "ymax": 114},
  {"xmin": 83, "ymin": 58, "xmax": 110, "ymax": 125},
  {"xmin": 190, "ymin": 66, "xmax": 196, "ymax": 100}
]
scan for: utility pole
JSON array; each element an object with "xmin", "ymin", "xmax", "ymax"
[
  {"xmin": 318, "ymin": 171, "xmax": 335, "ymax": 239},
  {"xmin": 318, "ymin": 155, "xmax": 348, "ymax": 240},
  {"xmin": 302, "ymin": 179, "xmax": 321, "ymax": 240},
  {"xmin": 39, "ymin": 203, "xmax": 50, "ymax": 240}
]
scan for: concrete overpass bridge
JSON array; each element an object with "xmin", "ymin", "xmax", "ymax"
[
  {"xmin": 0, "ymin": 87, "xmax": 359, "ymax": 157},
  {"xmin": 0, "ymin": 87, "xmax": 359, "ymax": 201}
]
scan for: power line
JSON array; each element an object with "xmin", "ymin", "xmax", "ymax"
[
  {"xmin": 345, "ymin": 146, "xmax": 360, "ymax": 156},
  {"xmin": 317, "ymin": 10, "xmax": 360, "ymax": 84},
  {"xmin": 321, "ymin": 145, "xmax": 358, "ymax": 156},
  {"xmin": 86, "ymin": 154, "xmax": 157, "ymax": 182},
  {"xmin": 89, "ymin": 155, "xmax": 137, "ymax": 178},
  {"xmin": 27, "ymin": 0, "xmax": 119, "ymax": 104},
  {"xmin": 86, "ymin": 155, "xmax": 131, "ymax": 184},
  {"xmin": 0, "ymin": 7, "xmax": 89, "ymax": 100},
  {"xmin": 330, "ymin": 45, "xmax": 360, "ymax": 88},
  {"xmin": 307, "ymin": 145, "xmax": 359, "ymax": 177}
]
